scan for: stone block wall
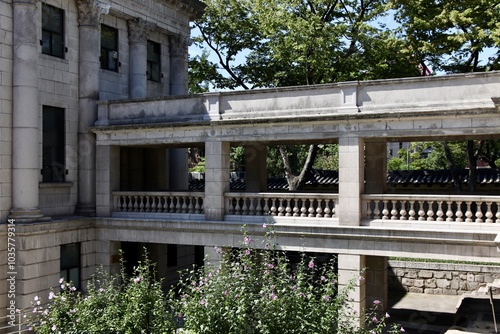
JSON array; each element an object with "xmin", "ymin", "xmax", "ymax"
[
  {"xmin": 0, "ymin": 0, "xmax": 12, "ymax": 223},
  {"xmin": 388, "ymin": 260, "xmax": 500, "ymax": 295}
]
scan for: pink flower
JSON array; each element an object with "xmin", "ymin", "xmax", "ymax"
[
  {"xmin": 401, "ymin": 328, "xmax": 405, "ymax": 332},
  {"xmin": 200, "ymin": 300, "xmax": 206, "ymax": 306},
  {"xmin": 133, "ymin": 276, "xmax": 142, "ymax": 283},
  {"xmin": 372, "ymin": 316, "xmax": 378, "ymax": 323},
  {"xmin": 268, "ymin": 263, "xmax": 274, "ymax": 269},
  {"xmin": 271, "ymin": 293, "xmax": 277, "ymax": 300},
  {"xmin": 244, "ymin": 236, "xmax": 253, "ymax": 245},
  {"xmin": 321, "ymin": 276, "xmax": 326, "ymax": 281},
  {"xmin": 308, "ymin": 261, "xmax": 314, "ymax": 269},
  {"xmin": 59, "ymin": 278, "xmax": 64, "ymax": 284},
  {"xmin": 385, "ymin": 312, "xmax": 390, "ymax": 318},
  {"xmin": 292, "ymin": 285, "xmax": 297, "ymax": 291},
  {"xmin": 263, "ymin": 223, "xmax": 268, "ymax": 229},
  {"xmin": 323, "ymin": 295, "xmax": 330, "ymax": 301},
  {"xmin": 373, "ymin": 299, "xmax": 380, "ymax": 305},
  {"xmin": 245, "ymin": 249, "xmax": 250, "ymax": 256}
]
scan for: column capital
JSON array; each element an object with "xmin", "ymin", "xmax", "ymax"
[
  {"xmin": 76, "ymin": 0, "xmax": 110, "ymax": 27},
  {"xmin": 169, "ymin": 34, "xmax": 190, "ymax": 57},
  {"xmin": 128, "ymin": 18, "xmax": 155, "ymax": 44}
]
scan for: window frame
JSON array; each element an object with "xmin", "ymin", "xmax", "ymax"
[
  {"xmin": 41, "ymin": 3, "xmax": 65, "ymax": 58},
  {"xmin": 147, "ymin": 40, "xmax": 161, "ymax": 82},
  {"xmin": 42, "ymin": 106, "xmax": 66, "ymax": 183},
  {"xmin": 100, "ymin": 24, "xmax": 119, "ymax": 72},
  {"xmin": 60, "ymin": 243, "xmax": 81, "ymax": 290}
]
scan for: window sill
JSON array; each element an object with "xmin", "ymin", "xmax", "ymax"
[{"xmin": 39, "ymin": 182, "xmax": 73, "ymax": 189}]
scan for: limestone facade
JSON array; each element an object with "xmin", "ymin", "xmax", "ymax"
[{"xmin": 1, "ymin": 0, "xmax": 500, "ymax": 327}]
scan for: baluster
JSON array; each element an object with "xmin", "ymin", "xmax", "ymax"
[
  {"xmin": 270, "ymin": 198, "xmax": 277, "ymax": 216},
  {"xmin": 127, "ymin": 195, "xmax": 133, "ymax": 212},
  {"xmin": 399, "ymin": 200, "xmax": 407, "ymax": 220},
  {"xmin": 496, "ymin": 201, "xmax": 500, "ymax": 223},
  {"xmin": 455, "ymin": 200, "xmax": 464, "ymax": 222},
  {"xmin": 446, "ymin": 201, "xmax": 454, "ymax": 222},
  {"xmin": 382, "ymin": 200, "xmax": 389, "ymax": 220},
  {"xmin": 181, "ymin": 196, "xmax": 188, "ymax": 213},
  {"xmin": 485, "ymin": 202, "xmax": 493, "ymax": 223},
  {"xmin": 162, "ymin": 196, "xmax": 168, "ymax": 213},
  {"xmin": 285, "ymin": 199, "xmax": 293, "ymax": 216},
  {"xmin": 408, "ymin": 200, "xmax": 415, "ymax": 220},
  {"xmin": 390, "ymin": 200, "xmax": 398, "ymax": 220},
  {"xmin": 324, "ymin": 199, "xmax": 332, "ymax": 218},
  {"xmin": 300, "ymin": 198, "xmax": 307, "ymax": 217},
  {"xmin": 333, "ymin": 198, "xmax": 338, "ymax": 218},
  {"xmin": 418, "ymin": 201, "xmax": 426, "ymax": 221},
  {"xmin": 475, "ymin": 201, "xmax": 483, "ymax": 223},
  {"xmin": 278, "ymin": 198, "xmax": 285, "ymax": 216},
  {"xmin": 145, "ymin": 196, "xmax": 152, "ymax": 212},
  {"xmin": 373, "ymin": 200, "xmax": 381, "ymax": 219},
  {"xmin": 436, "ymin": 201, "xmax": 444, "ymax": 221},
  {"xmin": 308, "ymin": 198, "xmax": 315, "ymax": 217},
  {"xmin": 132, "ymin": 195, "xmax": 139, "ymax": 212},
  {"xmin": 139, "ymin": 196, "xmax": 145, "ymax": 212},
  {"xmin": 465, "ymin": 201, "xmax": 473, "ymax": 222},
  {"xmin": 235, "ymin": 196, "xmax": 242, "ymax": 215},
  {"xmin": 194, "ymin": 197, "xmax": 201, "ymax": 214},
  {"xmin": 169, "ymin": 196, "xmax": 176, "ymax": 213},
  {"xmin": 255, "ymin": 197, "xmax": 263, "ymax": 216},
  {"xmin": 263, "ymin": 198, "xmax": 270, "ymax": 215},
  {"xmin": 293, "ymin": 198, "xmax": 300, "ymax": 217},
  {"xmin": 187, "ymin": 196, "xmax": 194, "ymax": 213},
  {"xmin": 316, "ymin": 199, "xmax": 324, "ymax": 217},
  {"xmin": 114, "ymin": 195, "xmax": 120, "ymax": 212},
  {"xmin": 241, "ymin": 197, "xmax": 249, "ymax": 215},
  {"xmin": 426, "ymin": 200, "xmax": 434, "ymax": 221},
  {"xmin": 248, "ymin": 196, "xmax": 256, "ymax": 215}
]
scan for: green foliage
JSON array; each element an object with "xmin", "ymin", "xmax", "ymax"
[
  {"xmin": 175, "ymin": 225, "xmax": 403, "ymax": 334},
  {"xmin": 390, "ymin": 0, "xmax": 500, "ymax": 73},
  {"xmin": 27, "ymin": 253, "xmax": 176, "ymax": 334}
]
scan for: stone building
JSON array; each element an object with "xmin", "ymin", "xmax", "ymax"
[{"xmin": 2, "ymin": 0, "xmax": 500, "ymax": 329}]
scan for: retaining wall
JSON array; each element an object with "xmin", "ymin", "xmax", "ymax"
[{"xmin": 388, "ymin": 260, "xmax": 500, "ymax": 295}]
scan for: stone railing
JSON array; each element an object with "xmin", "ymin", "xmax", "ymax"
[
  {"xmin": 363, "ymin": 194, "xmax": 500, "ymax": 223},
  {"xmin": 113, "ymin": 191, "xmax": 205, "ymax": 214},
  {"xmin": 225, "ymin": 192, "xmax": 338, "ymax": 218}
]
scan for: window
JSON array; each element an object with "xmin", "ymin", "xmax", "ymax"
[
  {"xmin": 100, "ymin": 25, "xmax": 119, "ymax": 71},
  {"xmin": 42, "ymin": 106, "xmax": 65, "ymax": 182},
  {"xmin": 60, "ymin": 243, "xmax": 80, "ymax": 290},
  {"xmin": 147, "ymin": 40, "xmax": 161, "ymax": 81},
  {"xmin": 42, "ymin": 4, "xmax": 64, "ymax": 58}
]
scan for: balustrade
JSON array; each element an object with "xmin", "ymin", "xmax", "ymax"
[
  {"xmin": 363, "ymin": 194, "xmax": 500, "ymax": 223},
  {"xmin": 225, "ymin": 192, "xmax": 338, "ymax": 218},
  {"xmin": 113, "ymin": 191, "xmax": 204, "ymax": 214}
]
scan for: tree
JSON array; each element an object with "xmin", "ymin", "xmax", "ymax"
[{"xmin": 191, "ymin": 0, "xmax": 418, "ymax": 190}]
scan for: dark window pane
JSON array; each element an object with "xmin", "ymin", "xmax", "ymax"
[
  {"xmin": 42, "ymin": 4, "xmax": 64, "ymax": 58},
  {"xmin": 43, "ymin": 106, "xmax": 65, "ymax": 182},
  {"xmin": 60, "ymin": 243, "xmax": 81, "ymax": 290},
  {"xmin": 147, "ymin": 40, "xmax": 161, "ymax": 81},
  {"xmin": 101, "ymin": 25, "xmax": 118, "ymax": 71}
]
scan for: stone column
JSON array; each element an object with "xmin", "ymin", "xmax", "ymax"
[
  {"xmin": 204, "ymin": 141, "xmax": 230, "ymax": 221},
  {"xmin": 244, "ymin": 145, "xmax": 267, "ymax": 192},
  {"xmin": 75, "ymin": 0, "xmax": 108, "ymax": 216},
  {"xmin": 365, "ymin": 141, "xmax": 387, "ymax": 194},
  {"xmin": 128, "ymin": 18, "xmax": 154, "ymax": 99},
  {"xmin": 365, "ymin": 256, "xmax": 388, "ymax": 310},
  {"xmin": 96, "ymin": 145, "xmax": 120, "ymax": 217},
  {"xmin": 9, "ymin": 0, "xmax": 46, "ymax": 222},
  {"xmin": 169, "ymin": 34, "xmax": 189, "ymax": 96},
  {"xmin": 338, "ymin": 254, "xmax": 366, "ymax": 326},
  {"xmin": 338, "ymin": 136, "xmax": 364, "ymax": 226},
  {"xmin": 169, "ymin": 148, "xmax": 189, "ymax": 190}
]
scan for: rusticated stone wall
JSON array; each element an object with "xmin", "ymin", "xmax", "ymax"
[{"xmin": 388, "ymin": 260, "xmax": 500, "ymax": 295}]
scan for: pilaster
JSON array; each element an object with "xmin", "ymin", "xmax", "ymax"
[
  {"xmin": 204, "ymin": 141, "xmax": 230, "ymax": 221},
  {"xmin": 96, "ymin": 145, "xmax": 120, "ymax": 217},
  {"xmin": 338, "ymin": 136, "xmax": 364, "ymax": 226},
  {"xmin": 338, "ymin": 254, "xmax": 366, "ymax": 327}
]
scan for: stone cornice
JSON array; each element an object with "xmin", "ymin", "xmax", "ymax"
[{"xmin": 164, "ymin": 0, "xmax": 205, "ymax": 20}]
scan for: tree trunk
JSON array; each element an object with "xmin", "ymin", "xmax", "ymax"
[
  {"xmin": 279, "ymin": 144, "xmax": 319, "ymax": 191},
  {"xmin": 442, "ymin": 142, "xmax": 462, "ymax": 192}
]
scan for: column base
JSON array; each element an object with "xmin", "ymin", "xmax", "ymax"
[
  {"xmin": 75, "ymin": 204, "xmax": 96, "ymax": 217},
  {"xmin": 8, "ymin": 208, "xmax": 51, "ymax": 223}
]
